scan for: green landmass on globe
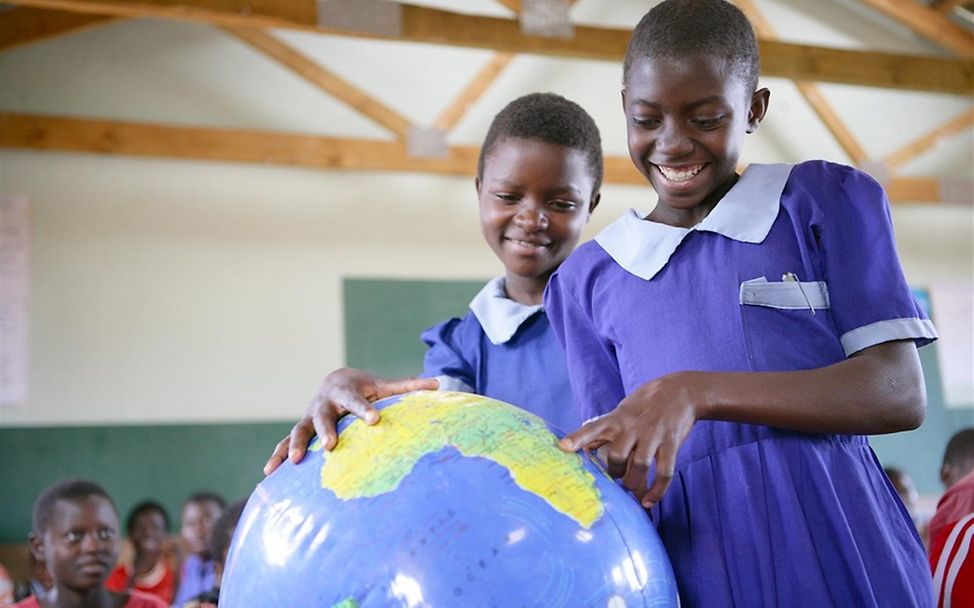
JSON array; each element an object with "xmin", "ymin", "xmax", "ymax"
[{"xmin": 311, "ymin": 391, "xmax": 605, "ymax": 528}]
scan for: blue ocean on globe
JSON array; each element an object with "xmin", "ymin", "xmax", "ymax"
[{"xmin": 221, "ymin": 391, "xmax": 678, "ymax": 607}]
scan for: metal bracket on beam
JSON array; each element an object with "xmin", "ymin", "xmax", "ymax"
[
  {"xmin": 407, "ymin": 126, "xmax": 449, "ymax": 159},
  {"xmin": 317, "ymin": 0, "xmax": 402, "ymax": 37},
  {"xmin": 520, "ymin": 0, "xmax": 573, "ymax": 39}
]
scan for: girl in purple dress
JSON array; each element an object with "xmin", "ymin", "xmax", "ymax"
[
  {"xmin": 545, "ymin": 1, "xmax": 937, "ymax": 605},
  {"xmin": 264, "ymin": 92, "xmax": 602, "ymax": 472}
]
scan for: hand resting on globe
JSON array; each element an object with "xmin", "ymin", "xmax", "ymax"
[{"xmin": 263, "ymin": 368, "xmax": 438, "ymax": 475}]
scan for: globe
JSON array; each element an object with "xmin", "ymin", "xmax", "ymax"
[{"xmin": 221, "ymin": 391, "xmax": 678, "ymax": 607}]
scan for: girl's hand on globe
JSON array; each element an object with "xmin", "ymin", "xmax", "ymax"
[
  {"xmin": 263, "ymin": 369, "xmax": 438, "ymax": 475},
  {"xmin": 558, "ymin": 372, "xmax": 705, "ymax": 508}
]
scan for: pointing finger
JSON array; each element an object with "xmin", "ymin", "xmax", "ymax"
[
  {"xmin": 374, "ymin": 376, "xmax": 439, "ymax": 399},
  {"xmin": 558, "ymin": 416, "xmax": 612, "ymax": 452}
]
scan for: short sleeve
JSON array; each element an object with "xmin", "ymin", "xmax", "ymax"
[
  {"xmin": 544, "ymin": 269, "xmax": 627, "ymax": 422},
  {"xmin": 420, "ymin": 318, "xmax": 476, "ymax": 393},
  {"xmin": 809, "ymin": 163, "xmax": 938, "ymax": 356}
]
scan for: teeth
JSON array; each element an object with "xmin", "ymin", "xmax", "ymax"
[
  {"xmin": 658, "ymin": 164, "xmax": 704, "ymax": 182},
  {"xmin": 508, "ymin": 238, "xmax": 546, "ymax": 248}
]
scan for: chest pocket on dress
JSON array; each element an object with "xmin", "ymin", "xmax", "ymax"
[
  {"xmin": 738, "ymin": 276, "xmax": 843, "ymax": 372},
  {"xmin": 739, "ymin": 276, "xmax": 829, "ymax": 311}
]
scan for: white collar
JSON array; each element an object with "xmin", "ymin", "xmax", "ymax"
[
  {"xmin": 595, "ymin": 163, "xmax": 794, "ymax": 281},
  {"xmin": 469, "ymin": 277, "xmax": 543, "ymax": 345}
]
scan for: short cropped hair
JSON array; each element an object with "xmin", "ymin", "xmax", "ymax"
[
  {"xmin": 943, "ymin": 427, "xmax": 974, "ymax": 472},
  {"xmin": 125, "ymin": 500, "xmax": 170, "ymax": 535},
  {"xmin": 33, "ymin": 478, "xmax": 116, "ymax": 535},
  {"xmin": 209, "ymin": 499, "xmax": 247, "ymax": 565},
  {"xmin": 184, "ymin": 492, "xmax": 226, "ymax": 510},
  {"xmin": 623, "ymin": 0, "xmax": 760, "ymax": 94},
  {"xmin": 477, "ymin": 92, "xmax": 603, "ymax": 198}
]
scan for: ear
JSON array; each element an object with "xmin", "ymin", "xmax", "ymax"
[
  {"xmin": 474, "ymin": 177, "xmax": 482, "ymax": 197},
  {"xmin": 941, "ymin": 463, "xmax": 953, "ymax": 488},
  {"xmin": 620, "ymin": 88, "xmax": 627, "ymax": 114},
  {"xmin": 746, "ymin": 87, "xmax": 771, "ymax": 133},
  {"xmin": 587, "ymin": 192, "xmax": 601, "ymax": 220},
  {"xmin": 28, "ymin": 532, "xmax": 45, "ymax": 564}
]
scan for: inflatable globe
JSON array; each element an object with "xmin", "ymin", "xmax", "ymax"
[{"xmin": 221, "ymin": 391, "xmax": 677, "ymax": 607}]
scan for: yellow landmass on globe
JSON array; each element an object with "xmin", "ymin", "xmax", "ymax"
[{"xmin": 319, "ymin": 391, "xmax": 604, "ymax": 529}]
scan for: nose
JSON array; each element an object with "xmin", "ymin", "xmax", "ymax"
[
  {"xmin": 80, "ymin": 532, "xmax": 101, "ymax": 553},
  {"xmin": 656, "ymin": 120, "xmax": 693, "ymax": 158},
  {"xmin": 513, "ymin": 204, "xmax": 548, "ymax": 232}
]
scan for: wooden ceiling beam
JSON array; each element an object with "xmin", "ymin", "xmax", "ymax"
[
  {"xmin": 3, "ymin": 1, "xmax": 972, "ymax": 94},
  {"xmin": 933, "ymin": 0, "xmax": 967, "ymax": 16},
  {"xmin": 856, "ymin": 0, "xmax": 974, "ymax": 57},
  {"xmin": 221, "ymin": 26, "xmax": 412, "ymax": 139},
  {"xmin": 735, "ymin": 0, "xmax": 868, "ymax": 166},
  {"xmin": 0, "ymin": 6, "xmax": 118, "ymax": 50},
  {"xmin": 0, "ymin": 112, "xmax": 957, "ymax": 203},
  {"xmin": 883, "ymin": 107, "xmax": 974, "ymax": 168},
  {"xmin": 433, "ymin": 53, "xmax": 514, "ymax": 132},
  {"xmin": 0, "ymin": 0, "xmax": 317, "ymax": 28}
]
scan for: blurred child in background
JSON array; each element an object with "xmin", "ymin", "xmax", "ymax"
[
  {"xmin": 181, "ymin": 500, "xmax": 246, "ymax": 608},
  {"xmin": 929, "ymin": 427, "xmax": 974, "ymax": 607},
  {"xmin": 172, "ymin": 493, "xmax": 224, "ymax": 606},
  {"xmin": 105, "ymin": 501, "xmax": 174, "ymax": 605}
]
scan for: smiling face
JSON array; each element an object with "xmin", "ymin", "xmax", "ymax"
[
  {"xmin": 130, "ymin": 509, "xmax": 167, "ymax": 559},
  {"xmin": 477, "ymin": 137, "xmax": 599, "ymax": 304},
  {"xmin": 30, "ymin": 495, "xmax": 120, "ymax": 595},
  {"xmin": 623, "ymin": 53, "xmax": 768, "ymax": 227}
]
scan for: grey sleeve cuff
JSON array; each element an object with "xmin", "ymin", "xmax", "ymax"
[{"xmin": 840, "ymin": 318, "xmax": 939, "ymax": 357}]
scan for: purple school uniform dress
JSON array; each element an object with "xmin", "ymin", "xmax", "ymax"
[
  {"xmin": 421, "ymin": 276, "xmax": 581, "ymax": 433},
  {"xmin": 545, "ymin": 161, "xmax": 938, "ymax": 607}
]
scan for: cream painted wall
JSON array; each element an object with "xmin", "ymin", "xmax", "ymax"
[{"xmin": 1, "ymin": 149, "xmax": 970, "ymax": 426}]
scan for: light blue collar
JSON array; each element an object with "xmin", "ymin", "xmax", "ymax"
[
  {"xmin": 469, "ymin": 277, "xmax": 543, "ymax": 345},
  {"xmin": 595, "ymin": 163, "xmax": 794, "ymax": 281}
]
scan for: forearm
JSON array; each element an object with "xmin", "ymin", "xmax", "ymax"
[{"xmin": 684, "ymin": 340, "xmax": 926, "ymax": 435}]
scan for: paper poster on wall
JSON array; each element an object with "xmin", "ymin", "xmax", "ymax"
[
  {"xmin": 1, "ymin": 194, "xmax": 30, "ymax": 407},
  {"xmin": 928, "ymin": 281, "xmax": 974, "ymax": 408}
]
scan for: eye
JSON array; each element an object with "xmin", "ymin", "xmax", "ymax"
[
  {"xmin": 691, "ymin": 116, "xmax": 723, "ymax": 130},
  {"xmin": 493, "ymin": 192, "xmax": 519, "ymax": 203},
  {"xmin": 549, "ymin": 199, "xmax": 578, "ymax": 211},
  {"xmin": 97, "ymin": 528, "xmax": 116, "ymax": 541},
  {"xmin": 631, "ymin": 116, "xmax": 660, "ymax": 129},
  {"xmin": 66, "ymin": 531, "xmax": 83, "ymax": 543}
]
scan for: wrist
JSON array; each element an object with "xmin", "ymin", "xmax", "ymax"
[{"xmin": 676, "ymin": 371, "xmax": 716, "ymax": 421}]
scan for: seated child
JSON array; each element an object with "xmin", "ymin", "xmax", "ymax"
[
  {"xmin": 15, "ymin": 478, "xmax": 165, "ymax": 608},
  {"xmin": 172, "ymin": 493, "xmax": 225, "ymax": 606},
  {"xmin": 263, "ymin": 92, "xmax": 603, "ymax": 472},
  {"xmin": 105, "ymin": 501, "xmax": 174, "ymax": 605},
  {"xmin": 180, "ymin": 500, "xmax": 246, "ymax": 608}
]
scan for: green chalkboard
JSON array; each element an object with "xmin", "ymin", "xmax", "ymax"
[
  {"xmin": 343, "ymin": 277, "xmax": 486, "ymax": 378},
  {"xmin": 0, "ymin": 422, "xmax": 290, "ymax": 544}
]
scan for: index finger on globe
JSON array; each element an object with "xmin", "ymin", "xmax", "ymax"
[
  {"xmin": 558, "ymin": 419, "xmax": 610, "ymax": 452},
  {"xmin": 375, "ymin": 376, "xmax": 438, "ymax": 399}
]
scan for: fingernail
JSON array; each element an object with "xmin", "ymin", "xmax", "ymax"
[
  {"xmin": 558, "ymin": 438, "xmax": 574, "ymax": 450},
  {"xmin": 365, "ymin": 412, "xmax": 379, "ymax": 424},
  {"xmin": 643, "ymin": 499, "xmax": 655, "ymax": 509}
]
